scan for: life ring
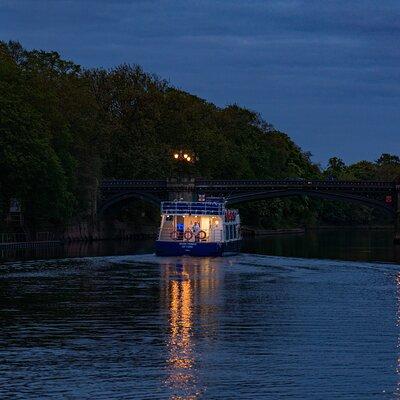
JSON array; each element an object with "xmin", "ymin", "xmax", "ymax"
[
  {"xmin": 184, "ymin": 230, "xmax": 193, "ymax": 240},
  {"xmin": 170, "ymin": 230, "xmax": 179, "ymax": 240},
  {"xmin": 198, "ymin": 230, "xmax": 207, "ymax": 240}
]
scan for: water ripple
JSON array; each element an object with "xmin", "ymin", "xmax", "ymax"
[{"xmin": 1, "ymin": 254, "xmax": 399, "ymax": 399}]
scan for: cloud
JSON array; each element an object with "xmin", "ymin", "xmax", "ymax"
[{"xmin": 0, "ymin": 0, "xmax": 399, "ymax": 162}]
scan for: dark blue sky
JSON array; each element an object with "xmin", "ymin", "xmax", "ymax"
[{"xmin": 1, "ymin": 0, "xmax": 399, "ymax": 165}]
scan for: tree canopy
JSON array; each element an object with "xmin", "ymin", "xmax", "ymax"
[{"xmin": 1, "ymin": 41, "xmax": 399, "ymax": 233}]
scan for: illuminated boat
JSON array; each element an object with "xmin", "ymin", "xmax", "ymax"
[{"xmin": 155, "ymin": 198, "xmax": 241, "ymax": 256}]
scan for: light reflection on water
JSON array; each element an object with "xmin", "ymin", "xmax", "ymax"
[
  {"xmin": 162, "ymin": 259, "xmax": 219, "ymax": 399},
  {"xmin": 165, "ymin": 264, "xmax": 196, "ymax": 397},
  {"xmin": 1, "ymin": 253, "xmax": 400, "ymax": 399}
]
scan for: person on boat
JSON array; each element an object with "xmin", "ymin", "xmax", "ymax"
[
  {"xmin": 192, "ymin": 222, "xmax": 201, "ymax": 242},
  {"xmin": 177, "ymin": 222, "xmax": 184, "ymax": 240}
]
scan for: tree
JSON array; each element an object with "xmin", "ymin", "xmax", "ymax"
[
  {"xmin": 375, "ymin": 153, "xmax": 400, "ymax": 180},
  {"xmin": 376, "ymin": 153, "xmax": 400, "ymax": 166},
  {"xmin": 325, "ymin": 157, "xmax": 346, "ymax": 177}
]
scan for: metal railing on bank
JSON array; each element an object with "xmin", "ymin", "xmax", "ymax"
[
  {"xmin": 0, "ymin": 233, "xmax": 28, "ymax": 243},
  {"xmin": 0, "ymin": 232, "xmax": 59, "ymax": 243},
  {"xmin": 0, "ymin": 231, "xmax": 61, "ymax": 251}
]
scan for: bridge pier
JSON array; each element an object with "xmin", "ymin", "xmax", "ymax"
[{"xmin": 166, "ymin": 177, "xmax": 196, "ymax": 202}]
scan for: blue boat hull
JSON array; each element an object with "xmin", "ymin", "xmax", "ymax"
[{"xmin": 155, "ymin": 240, "xmax": 241, "ymax": 256}]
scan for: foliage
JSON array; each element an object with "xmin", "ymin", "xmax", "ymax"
[
  {"xmin": 0, "ymin": 41, "xmax": 101, "ymax": 231},
  {"xmin": 319, "ymin": 155, "xmax": 400, "ymax": 226},
  {"xmin": 0, "ymin": 41, "xmax": 399, "ymax": 233}
]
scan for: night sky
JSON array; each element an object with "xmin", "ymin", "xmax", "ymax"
[{"xmin": 1, "ymin": 0, "xmax": 399, "ymax": 165}]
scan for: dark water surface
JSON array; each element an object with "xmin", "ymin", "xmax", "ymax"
[{"xmin": 1, "ymin": 230, "xmax": 400, "ymax": 399}]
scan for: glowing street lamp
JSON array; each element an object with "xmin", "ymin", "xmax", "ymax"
[{"xmin": 172, "ymin": 150, "xmax": 196, "ymax": 163}]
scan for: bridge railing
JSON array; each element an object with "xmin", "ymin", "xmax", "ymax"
[
  {"xmin": 100, "ymin": 179, "xmax": 395, "ymax": 189},
  {"xmin": 101, "ymin": 179, "xmax": 167, "ymax": 187},
  {"xmin": 195, "ymin": 179, "xmax": 395, "ymax": 188},
  {"xmin": 101, "ymin": 179, "xmax": 396, "ymax": 190}
]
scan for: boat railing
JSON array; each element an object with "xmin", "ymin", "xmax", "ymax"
[
  {"xmin": 158, "ymin": 228, "xmax": 182, "ymax": 241},
  {"xmin": 161, "ymin": 201, "xmax": 225, "ymax": 216},
  {"xmin": 158, "ymin": 227, "xmax": 223, "ymax": 243},
  {"xmin": 210, "ymin": 229, "xmax": 223, "ymax": 242}
]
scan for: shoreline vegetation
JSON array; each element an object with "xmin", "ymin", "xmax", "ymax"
[{"xmin": 1, "ymin": 41, "xmax": 400, "ymax": 241}]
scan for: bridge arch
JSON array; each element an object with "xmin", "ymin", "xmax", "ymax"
[
  {"xmin": 226, "ymin": 189, "xmax": 396, "ymax": 217},
  {"xmin": 98, "ymin": 191, "xmax": 162, "ymax": 216}
]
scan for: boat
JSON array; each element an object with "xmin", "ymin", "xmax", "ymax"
[{"xmin": 155, "ymin": 198, "xmax": 241, "ymax": 256}]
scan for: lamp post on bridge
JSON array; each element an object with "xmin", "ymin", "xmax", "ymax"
[
  {"xmin": 172, "ymin": 150, "xmax": 198, "ymax": 181},
  {"xmin": 172, "ymin": 150, "xmax": 196, "ymax": 164},
  {"xmin": 170, "ymin": 150, "xmax": 198, "ymax": 201}
]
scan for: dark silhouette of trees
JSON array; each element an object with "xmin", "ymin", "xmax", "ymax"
[{"xmin": 1, "ymin": 41, "xmax": 399, "ymax": 233}]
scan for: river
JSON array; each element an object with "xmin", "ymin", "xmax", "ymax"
[{"xmin": 1, "ymin": 229, "xmax": 400, "ymax": 399}]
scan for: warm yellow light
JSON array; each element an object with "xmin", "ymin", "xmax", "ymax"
[
  {"xmin": 187, "ymin": 156, "xmax": 191, "ymax": 162},
  {"xmin": 174, "ymin": 153, "xmax": 179, "ymax": 159},
  {"xmin": 183, "ymin": 153, "xmax": 188, "ymax": 159}
]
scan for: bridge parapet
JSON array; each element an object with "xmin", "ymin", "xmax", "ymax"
[
  {"xmin": 195, "ymin": 179, "xmax": 395, "ymax": 189},
  {"xmin": 101, "ymin": 179, "xmax": 167, "ymax": 189}
]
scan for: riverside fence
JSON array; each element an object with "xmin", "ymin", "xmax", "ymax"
[{"xmin": 0, "ymin": 232, "xmax": 62, "ymax": 251}]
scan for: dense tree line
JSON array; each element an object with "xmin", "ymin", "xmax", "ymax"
[{"xmin": 0, "ymin": 41, "xmax": 399, "ymax": 234}]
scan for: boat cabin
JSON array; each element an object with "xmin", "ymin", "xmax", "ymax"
[{"xmin": 158, "ymin": 200, "xmax": 240, "ymax": 243}]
